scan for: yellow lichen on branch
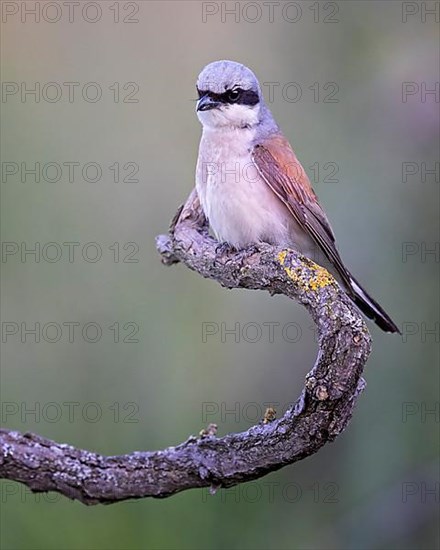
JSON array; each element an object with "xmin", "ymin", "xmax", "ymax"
[{"xmin": 277, "ymin": 250, "xmax": 336, "ymax": 292}]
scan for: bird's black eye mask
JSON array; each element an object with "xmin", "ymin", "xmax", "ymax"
[{"xmin": 197, "ymin": 87, "xmax": 259, "ymax": 106}]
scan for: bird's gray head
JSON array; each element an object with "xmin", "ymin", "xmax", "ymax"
[{"xmin": 196, "ymin": 60, "xmax": 263, "ymax": 130}]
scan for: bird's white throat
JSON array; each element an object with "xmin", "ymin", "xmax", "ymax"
[{"xmin": 197, "ymin": 103, "xmax": 261, "ymax": 130}]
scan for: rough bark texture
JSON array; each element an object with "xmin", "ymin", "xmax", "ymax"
[{"xmin": 0, "ymin": 189, "xmax": 371, "ymax": 505}]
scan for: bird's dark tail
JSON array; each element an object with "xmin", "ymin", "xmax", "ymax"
[{"xmin": 348, "ymin": 276, "xmax": 401, "ymax": 334}]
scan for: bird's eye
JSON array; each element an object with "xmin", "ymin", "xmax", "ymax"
[{"xmin": 227, "ymin": 89, "xmax": 241, "ymax": 102}]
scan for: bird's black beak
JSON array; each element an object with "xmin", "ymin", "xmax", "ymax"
[{"xmin": 197, "ymin": 95, "xmax": 220, "ymax": 112}]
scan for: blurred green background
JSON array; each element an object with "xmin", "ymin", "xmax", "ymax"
[{"xmin": 1, "ymin": 1, "xmax": 438, "ymax": 549}]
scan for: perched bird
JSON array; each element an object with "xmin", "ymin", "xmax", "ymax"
[{"xmin": 195, "ymin": 60, "xmax": 399, "ymax": 333}]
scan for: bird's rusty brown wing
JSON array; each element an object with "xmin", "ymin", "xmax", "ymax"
[{"xmin": 252, "ymin": 135, "xmax": 352, "ymax": 287}]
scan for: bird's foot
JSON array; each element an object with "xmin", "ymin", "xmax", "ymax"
[{"xmin": 215, "ymin": 241, "xmax": 236, "ymax": 256}]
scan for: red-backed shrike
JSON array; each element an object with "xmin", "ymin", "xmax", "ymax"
[{"xmin": 195, "ymin": 60, "xmax": 399, "ymax": 333}]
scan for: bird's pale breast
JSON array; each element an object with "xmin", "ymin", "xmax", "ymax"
[{"xmin": 195, "ymin": 127, "xmax": 315, "ymax": 256}]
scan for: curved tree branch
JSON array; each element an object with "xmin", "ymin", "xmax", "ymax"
[{"xmin": 0, "ymin": 189, "xmax": 371, "ymax": 505}]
